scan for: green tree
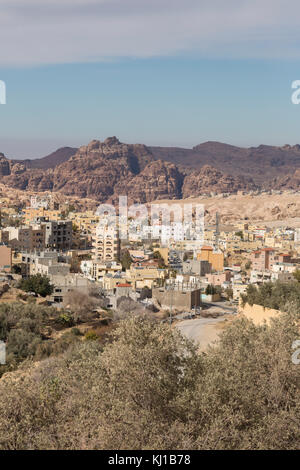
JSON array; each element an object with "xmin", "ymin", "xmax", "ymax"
[
  {"xmin": 205, "ymin": 284, "xmax": 217, "ymax": 295},
  {"xmin": 120, "ymin": 249, "xmax": 132, "ymax": 270},
  {"xmin": 245, "ymin": 260, "xmax": 252, "ymax": 270},
  {"xmin": 153, "ymin": 251, "xmax": 166, "ymax": 268},
  {"xmin": 18, "ymin": 274, "xmax": 54, "ymax": 297},
  {"xmin": 12, "ymin": 264, "xmax": 22, "ymax": 274},
  {"xmin": 241, "ymin": 280, "xmax": 300, "ymax": 311},
  {"xmin": 293, "ymin": 269, "xmax": 300, "ymax": 283},
  {"xmin": 225, "ymin": 287, "xmax": 233, "ymax": 300}
]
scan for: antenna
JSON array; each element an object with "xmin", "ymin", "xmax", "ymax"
[{"xmin": 214, "ymin": 212, "xmax": 220, "ymax": 251}]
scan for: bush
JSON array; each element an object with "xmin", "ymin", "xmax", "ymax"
[
  {"xmin": 120, "ymin": 249, "xmax": 132, "ymax": 270},
  {"xmin": 84, "ymin": 330, "xmax": 98, "ymax": 341},
  {"xmin": 18, "ymin": 274, "xmax": 54, "ymax": 297},
  {"xmin": 241, "ymin": 281, "xmax": 300, "ymax": 311},
  {"xmin": 205, "ymin": 284, "xmax": 217, "ymax": 295},
  {"xmin": 0, "ymin": 302, "xmax": 66, "ymax": 372},
  {"xmin": 63, "ymin": 289, "xmax": 99, "ymax": 322},
  {"xmin": 71, "ymin": 327, "xmax": 82, "ymax": 336},
  {"xmin": 6, "ymin": 329, "xmax": 42, "ymax": 361},
  {"xmin": 57, "ymin": 313, "xmax": 75, "ymax": 327},
  {"xmin": 0, "ymin": 310, "xmax": 299, "ymax": 449}
]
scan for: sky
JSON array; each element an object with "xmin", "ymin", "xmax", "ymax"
[{"xmin": 1, "ymin": 0, "xmax": 300, "ymax": 158}]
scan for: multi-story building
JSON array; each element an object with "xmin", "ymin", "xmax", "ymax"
[
  {"xmin": 205, "ymin": 271, "xmax": 232, "ymax": 286},
  {"xmin": 0, "ymin": 245, "xmax": 12, "ymax": 272},
  {"xmin": 126, "ymin": 260, "xmax": 167, "ymax": 290},
  {"xmin": 197, "ymin": 246, "xmax": 224, "ymax": 271},
  {"xmin": 183, "ymin": 259, "xmax": 211, "ymax": 277},
  {"xmin": 81, "ymin": 259, "xmax": 122, "ymax": 282},
  {"xmin": 1, "ymin": 219, "xmax": 72, "ymax": 252},
  {"xmin": 20, "ymin": 251, "xmax": 70, "ymax": 277},
  {"xmin": 49, "ymin": 274, "xmax": 95, "ymax": 304},
  {"xmin": 250, "ymin": 248, "xmax": 290, "ymax": 271},
  {"xmin": 23, "ymin": 208, "xmax": 61, "ymax": 225},
  {"xmin": 43, "ymin": 220, "xmax": 73, "ymax": 251},
  {"xmin": 272, "ymin": 262, "xmax": 297, "ymax": 274},
  {"xmin": 71, "ymin": 212, "xmax": 100, "ymax": 234},
  {"xmin": 93, "ymin": 225, "xmax": 120, "ymax": 262},
  {"xmin": 1, "ymin": 226, "xmax": 34, "ymax": 251},
  {"xmin": 232, "ymin": 282, "xmax": 248, "ymax": 300}
]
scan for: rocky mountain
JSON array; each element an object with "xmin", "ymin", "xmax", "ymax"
[
  {"xmin": 182, "ymin": 165, "xmax": 258, "ymax": 198},
  {"xmin": 0, "ymin": 137, "xmax": 158, "ymax": 201},
  {"xmin": 20, "ymin": 147, "xmax": 78, "ymax": 169},
  {"xmin": 0, "ymin": 153, "xmax": 10, "ymax": 176},
  {"xmin": 1, "ymin": 137, "xmax": 300, "ymax": 203},
  {"xmin": 150, "ymin": 142, "xmax": 300, "ymax": 184},
  {"xmin": 271, "ymin": 168, "xmax": 300, "ymax": 191},
  {"xmin": 109, "ymin": 160, "xmax": 184, "ymax": 204}
]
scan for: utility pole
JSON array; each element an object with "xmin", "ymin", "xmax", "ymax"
[
  {"xmin": 169, "ymin": 281, "xmax": 173, "ymax": 325},
  {"xmin": 214, "ymin": 211, "xmax": 220, "ymax": 251}
]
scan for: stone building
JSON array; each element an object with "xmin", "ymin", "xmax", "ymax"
[{"xmin": 152, "ymin": 286, "xmax": 201, "ymax": 311}]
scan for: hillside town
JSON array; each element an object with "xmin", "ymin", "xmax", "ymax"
[
  {"xmin": 0, "ymin": 192, "xmax": 300, "ymax": 326},
  {"xmin": 2, "ymin": 0, "xmax": 300, "ymax": 452}
]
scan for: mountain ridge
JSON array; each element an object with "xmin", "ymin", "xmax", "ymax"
[{"xmin": 1, "ymin": 138, "xmax": 300, "ymax": 202}]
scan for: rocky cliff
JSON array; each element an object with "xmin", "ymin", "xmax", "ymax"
[
  {"xmin": 110, "ymin": 160, "xmax": 184, "ymax": 204},
  {"xmin": 1, "ymin": 137, "xmax": 300, "ymax": 203},
  {"xmin": 182, "ymin": 165, "xmax": 258, "ymax": 198}
]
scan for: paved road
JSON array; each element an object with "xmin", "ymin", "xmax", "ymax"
[
  {"xmin": 202, "ymin": 301, "xmax": 238, "ymax": 313},
  {"xmin": 176, "ymin": 316, "xmax": 228, "ymax": 350}
]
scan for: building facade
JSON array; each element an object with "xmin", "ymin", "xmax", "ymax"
[{"xmin": 93, "ymin": 225, "xmax": 120, "ymax": 262}]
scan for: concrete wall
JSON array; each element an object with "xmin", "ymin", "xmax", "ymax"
[
  {"xmin": 238, "ymin": 302, "xmax": 281, "ymax": 325},
  {"xmin": 183, "ymin": 259, "xmax": 211, "ymax": 276},
  {"xmin": 153, "ymin": 287, "xmax": 201, "ymax": 311},
  {"xmin": 202, "ymin": 293, "xmax": 221, "ymax": 302}
]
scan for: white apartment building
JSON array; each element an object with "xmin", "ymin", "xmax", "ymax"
[{"xmin": 93, "ymin": 225, "xmax": 120, "ymax": 262}]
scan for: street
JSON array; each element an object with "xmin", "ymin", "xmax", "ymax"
[{"xmin": 176, "ymin": 315, "xmax": 232, "ymax": 351}]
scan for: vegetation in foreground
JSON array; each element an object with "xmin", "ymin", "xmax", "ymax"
[
  {"xmin": 0, "ymin": 306, "xmax": 299, "ymax": 450},
  {"xmin": 0, "ymin": 300, "xmax": 112, "ymax": 377},
  {"xmin": 241, "ymin": 280, "xmax": 300, "ymax": 311}
]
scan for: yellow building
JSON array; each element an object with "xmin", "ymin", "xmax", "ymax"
[
  {"xmin": 236, "ymin": 223, "xmax": 249, "ymax": 231},
  {"xmin": 23, "ymin": 207, "xmax": 61, "ymax": 224},
  {"xmin": 126, "ymin": 263, "xmax": 167, "ymax": 289},
  {"xmin": 102, "ymin": 275, "xmax": 125, "ymax": 291},
  {"xmin": 197, "ymin": 246, "xmax": 224, "ymax": 271},
  {"xmin": 265, "ymin": 236, "xmax": 277, "ymax": 248},
  {"xmin": 225, "ymin": 239, "xmax": 264, "ymax": 252},
  {"xmin": 71, "ymin": 211, "xmax": 100, "ymax": 233}
]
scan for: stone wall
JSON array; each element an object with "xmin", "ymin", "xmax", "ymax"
[{"xmin": 238, "ymin": 302, "xmax": 282, "ymax": 325}]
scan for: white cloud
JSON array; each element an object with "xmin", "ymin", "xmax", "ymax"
[{"xmin": 0, "ymin": 0, "xmax": 300, "ymax": 66}]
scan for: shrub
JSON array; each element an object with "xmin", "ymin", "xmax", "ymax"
[
  {"xmin": 18, "ymin": 274, "xmax": 54, "ymax": 297},
  {"xmin": 84, "ymin": 330, "xmax": 98, "ymax": 341},
  {"xmin": 0, "ymin": 309, "xmax": 299, "ymax": 450},
  {"xmin": 57, "ymin": 313, "xmax": 75, "ymax": 327}
]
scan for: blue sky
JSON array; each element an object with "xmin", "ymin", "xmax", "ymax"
[{"xmin": 1, "ymin": 1, "xmax": 300, "ymax": 158}]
